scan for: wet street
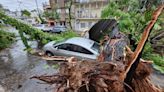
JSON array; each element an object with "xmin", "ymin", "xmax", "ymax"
[{"xmin": 0, "ymin": 28, "xmax": 57, "ymax": 92}]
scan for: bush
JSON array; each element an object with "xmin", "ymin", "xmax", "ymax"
[
  {"xmin": 143, "ymin": 43, "xmax": 164, "ymax": 73},
  {"xmin": 0, "ymin": 30, "xmax": 15, "ymax": 50}
]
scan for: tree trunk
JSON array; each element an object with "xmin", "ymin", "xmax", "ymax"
[{"xmin": 68, "ymin": 0, "xmax": 73, "ymax": 30}]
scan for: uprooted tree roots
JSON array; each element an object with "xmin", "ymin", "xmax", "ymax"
[
  {"xmin": 31, "ymin": 58, "xmax": 161, "ymax": 92},
  {"xmin": 31, "ymin": 5, "xmax": 164, "ymax": 92}
]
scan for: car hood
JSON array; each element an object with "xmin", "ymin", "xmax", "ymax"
[
  {"xmin": 46, "ymin": 41, "xmax": 56, "ymax": 46},
  {"xmin": 43, "ymin": 41, "xmax": 56, "ymax": 49}
]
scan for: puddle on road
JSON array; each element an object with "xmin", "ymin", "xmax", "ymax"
[{"xmin": 0, "ymin": 38, "xmax": 57, "ymax": 92}]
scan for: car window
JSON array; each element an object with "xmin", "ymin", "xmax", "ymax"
[
  {"xmin": 74, "ymin": 45, "xmax": 93, "ymax": 54},
  {"xmin": 57, "ymin": 44, "xmax": 72, "ymax": 51},
  {"xmin": 56, "ymin": 43, "xmax": 93, "ymax": 55},
  {"xmin": 55, "ymin": 29, "xmax": 61, "ymax": 32},
  {"xmin": 91, "ymin": 42, "xmax": 100, "ymax": 53}
]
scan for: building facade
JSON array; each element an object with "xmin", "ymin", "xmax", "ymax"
[
  {"xmin": 49, "ymin": 0, "xmax": 70, "ymax": 26},
  {"xmin": 43, "ymin": 2, "xmax": 55, "ymax": 26},
  {"xmin": 74, "ymin": 0, "xmax": 109, "ymax": 31},
  {"xmin": 48, "ymin": 0, "xmax": 109, "ymax": 31}
]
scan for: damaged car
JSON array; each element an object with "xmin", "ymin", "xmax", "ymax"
[{"xmin": 43, "ymin": 37, "xmax": 100, "ymax": 60}]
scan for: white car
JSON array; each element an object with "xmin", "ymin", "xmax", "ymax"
[
  {"xmin": 43, "ymin": 37, "xmax": 100, "ymax": 60},
  {"xmin": 51, "ymin": 25, "xmax": 66, "ymax": 33}
]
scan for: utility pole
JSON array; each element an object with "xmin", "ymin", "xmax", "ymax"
[
  {"xmin": 17, "ymin": 0, "xmax": 22, "ymax": 11},
  {"xmin": 35, "ymin": 0, "xmax": 44, "ymax": 23},
  {"xmin": 35, "ymin": 0, "xmax": 39, "ymax": 15}
]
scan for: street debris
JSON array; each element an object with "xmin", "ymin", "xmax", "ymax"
[{"xmin": 31, "ymin": 5, "xmax": 164, "ymax": 92}]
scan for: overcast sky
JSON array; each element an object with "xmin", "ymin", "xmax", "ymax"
[{"xmin": 0, "ymin": 0, "xmax": 49, "ymax": 11}]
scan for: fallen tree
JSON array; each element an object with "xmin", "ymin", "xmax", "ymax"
[
  {"xmin": 31, "ymin": 5, "xmax": 164, "ymax": 92},
  {"xmin": 0, "ymin": 11, "xmax": 77, "ymax": 49}
]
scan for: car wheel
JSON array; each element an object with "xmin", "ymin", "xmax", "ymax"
[{"xmin": 46, "ymin": 51, "xmax": 54, "ymax": 57}]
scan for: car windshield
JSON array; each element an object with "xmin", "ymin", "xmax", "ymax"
[{"xmin": 91, "ymin": 42, "xmax": 100, "ymax": 53}]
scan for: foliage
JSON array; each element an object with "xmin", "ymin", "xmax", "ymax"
[
  {"xmin": 43, "ymin": 10, "xmax": 59, "ymax": 20},
  {"xmin": 102, "ymin": 0, "xmax": 149, "ymax": 43},
  {"xmin": 0, "ymin": 12, "xmax": 78, "ymax": 50},
  {"xmin": 151, "ymin": 55, "xmax": 164, "ymax": 73},
  {"xmin": 101, "ymin": 0, "xmax": 163, "ymax": 72},
  {"xmin": 0, "ymin": 30, "xmax": 15, "ymax": 50},
  {"xmin": 21, "ymin": 9, "xmax": 31, "ymax": 17},
  {"xmin": 18, "ymin": 29, "xmax": 31, "ymax": 49},
  {"xmin": 143, "ymin": 42, "xmax": 164, "ymax": 73}
]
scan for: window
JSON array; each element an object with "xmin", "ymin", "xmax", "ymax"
[
  {"xmin": 88, "ymin": 22, "xmax": 92, "ymax": 27},
  {"xmin": 57, "ymin": 44, "xmax": 72, "ymax": 51},
  {"xmin": 91, "ymin": 42, "xmax": 100, "ymax": 53},
  {"xmin": 57, "ymin": 9, "xmax": 61, "ymax": 13},
  {"xmin": 57, "ymin": 43, "xmax": 93, "ymax": 54},
  {"xmin": 76, "ymin": 46, "xmax": 93, "ymax": 54},
  {"xmin": 81, "ymin": 23, "xmax": 86, "ymax": 28},
  {"xmin": 65, "ymin": 9, "xmax": 69, "ymax": 13}
]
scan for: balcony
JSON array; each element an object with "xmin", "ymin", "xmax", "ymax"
[
  {"xmin": 75, "ymin": 0, "xmax": 108, "ymax": 4},
  {"xmin": 76, "ymin": 13, "xmax": 101, "ymax": 20}
]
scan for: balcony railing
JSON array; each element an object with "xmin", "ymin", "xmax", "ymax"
[
  {"xmin": 75, "ymin": 0, "xmax": 108, "ymax": 3},
  {"xmin": 76, "ymin": 14, "xmax": 100, "ymax": 19}
]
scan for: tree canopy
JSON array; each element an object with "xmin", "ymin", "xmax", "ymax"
[
  {"xmin": 21, "ymin": 9, "xmax": 31, "ymax": 17},
  {"xmin": 101, "ymin": 0, "xmax": 164, "ymax": 72}
]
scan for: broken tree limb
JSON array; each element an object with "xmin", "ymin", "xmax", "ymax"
[
  {"xmin": 125, "ymin": 5, "xmax": 164, "ymax": 74},
  {"xmin": 124, "ymin": 5, "xmax": 164, "ymax": 86},
  {"xmin": 41, "ymin": 56, "xmax": 68, "ymax": 61},
  {"xmin": 41, "ymin": 56, "xmax": 78, "ymax": 62}
]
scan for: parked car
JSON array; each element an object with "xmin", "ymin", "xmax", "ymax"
[
  {"xmin": 43, "ymin": 37, "xmax": 100, "ymax": 60},
  {"xmin": 34, "ymin": 24, "xmax": 53, "ymax": 32},
  {"xmin": 51, "ymin": 25, "xmax": 66, "ymax": 33}
]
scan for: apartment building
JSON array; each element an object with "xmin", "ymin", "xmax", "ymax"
[
  {"xmin": 48, "ymin": 0, "xmax": 109, "ymax": 30},
  {"xmin": 49, "ymin": 0, "xmax": 70, "ymax": 26},
  {"xmin": 74, "ymin": 0, "xmax": 109, "ymax": 31},
  {"xmin": 43, "ymin": 2, "xmax": 55, "ymax": 26}
]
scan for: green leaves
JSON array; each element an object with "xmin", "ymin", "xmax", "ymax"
[
  {"xmin": 0, "ymin": 30, "xmax": 15, "ymax": 50},
  {"xmin": 101, "ymin": 0, "xmax": 164, "ymax": 73},
  {"xmin": 43, "ymin": 10, "xmax": 59, "ymax": 20},
  {"xmin": 0, "ymin": 12, "xmax": 78, "ymax": 50},
  {"xmin": 21, "ymin": 9, "xmax": 31, "ymax": 17}
]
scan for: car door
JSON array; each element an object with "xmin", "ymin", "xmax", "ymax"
[
  {"xmin": 53, "ymin": 43, "xmax": 77, "ymax": 57},
  {"xmin": 72, "ymin": 45, "xmax": 97, "ymax": 60}
]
